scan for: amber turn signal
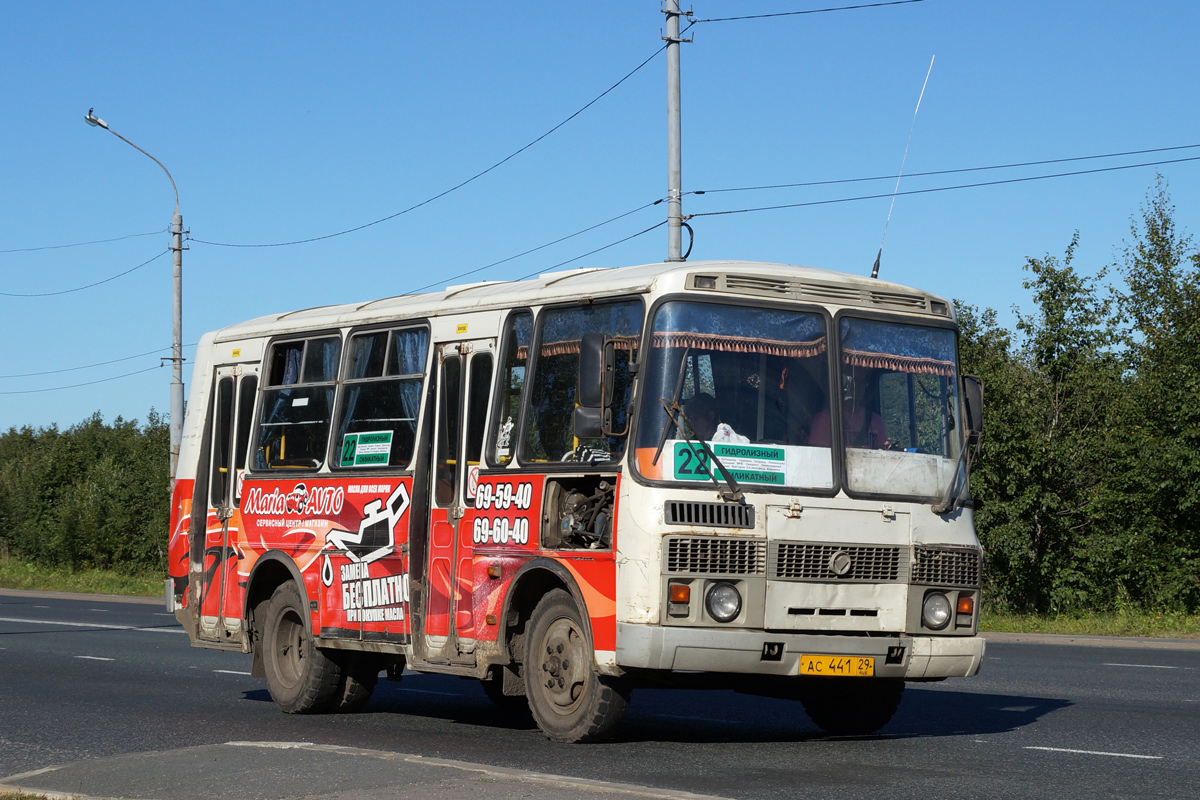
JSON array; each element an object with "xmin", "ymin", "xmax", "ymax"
[
  {"xmin": 485, "ymin": 614, "xmax": 497, "ymax": 626},
  {"xmin": 956, "ymin": 595, "xmax": 975, "ymax": 615},
  {"xmin": 486, "ymin": 564, "xmax": 502, "ymax": 580},
  {"xmin": 669, "ymin": 584, "xmax": 691, "ymax": 604}
]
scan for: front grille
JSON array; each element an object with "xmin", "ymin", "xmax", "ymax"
[
  {"xmin": 911, "ymin": 546, "xmax": 981, "ymax": 587},
  {"xmin": 666, "ymin": 537, "xmax": 766, "ymax": 575},
  {"xmin": 772, "ymin": 542, "xmax": 902, "ymax": 582},
  {"xmin": 666, "ymin": 500, "xmax": 755, "ymax": 529}
]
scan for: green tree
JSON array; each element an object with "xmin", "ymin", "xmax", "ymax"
[{"xmin": 1113, "ymin": 178, "xmax": 1200, "ymax": 609}]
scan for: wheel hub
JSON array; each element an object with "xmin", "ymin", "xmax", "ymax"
[{"xmin": 538, "ymin": 618, "xmax": 586, "ymax": 713}]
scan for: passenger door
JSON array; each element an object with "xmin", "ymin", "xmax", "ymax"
[
  {"xmin": 423, "ymin": 340, "xmax": 495, "ymax": 662},
  {"xmin": 196, "ymin": 364, "xmax": 260, "ymax": 643}
]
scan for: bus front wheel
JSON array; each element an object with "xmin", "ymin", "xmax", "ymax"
[
  {"xmin": 524, "ymin": 589, "xmax": 628, "ymax": 742},
  {"xmin": 261, "ymin": 581, "xmax": 342, "ymax": 713}
]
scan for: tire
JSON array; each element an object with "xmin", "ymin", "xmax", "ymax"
[
  {"xmin": 331, "ymin": 652, "xmax": 380, "ymax": 713},
  {"xmin": 261, "ymin": 581, "xmax": 342, "ymax": 714},
  {"xmin": 798, "ymin": 677, "xmax": 905, "ymax": 736},
  {"xmin": 524, "ymin": 589, "xmax": 628, "ymax": 742}
]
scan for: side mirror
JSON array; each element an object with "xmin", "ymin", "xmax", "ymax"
[
  {"xmin": 576, "ymin": 332, "xmax": 628, "ymax": 440},
  {"xmin": 577, "ymin": 332, "xmax": 612, "ymax": 408},
  {"xmin": 573, "ymin": 406, "xmax": 608, "ymax": 440},
  {"xmin": 961, "ymin": 374, "xmax": 984, "ymax": 445}
]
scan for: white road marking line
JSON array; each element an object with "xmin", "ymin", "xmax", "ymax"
[
  {"xmin": 227, "ymin": 742, "xmax": 734, "ymax": 799},
  {"xmin": 399, "ymin": 688, "xmax": 460, "ymax": 696},
  {"xmin": 75, "ymin": 655, "xmax": 115, "ymax": 661},
  {"xmin": 1103, "ymin": 663, "xmax": 1179, "ymax": 669},
  {"xmin": 33, "ymin": 605, "xmax": 49, "ymax": 609},
  {"xmin": 88, "ymin": 608, "xmax": 110, "ymax": 612},
  {"xmin": 0, "ymin": 616, "xmax": 186, "ymax": 634},
  {"xmin": 1025, "ymin": 746, "xmax": 1163, "ymax": 760},
  {"xmin": 214, "ymin": 669, "xmax": 252, "ymax": 676}
]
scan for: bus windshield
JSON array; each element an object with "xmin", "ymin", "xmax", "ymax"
[
  {"xmin": 634, "ymin": 301, "xmax": 835, "ymax": 491},
  {"xmin": 837, "ymin": 316, "xmax": 964, "ymax": 502},
  {"xmin": 633, "ymin": 301, "xmax": 967, "ymax": 503}
]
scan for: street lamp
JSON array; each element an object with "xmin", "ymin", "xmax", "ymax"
[{"xmin": 85, "ymin": 108, "xmax": 186, "ymax": 485}]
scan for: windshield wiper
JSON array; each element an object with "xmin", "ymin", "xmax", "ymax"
[
  {"xmin": 932, "ymin": 438, "xmax": 979, "ymax": 515},
  {"xmin": 651, "ymin": 349, "xmax": 744, "ymax": 503}
]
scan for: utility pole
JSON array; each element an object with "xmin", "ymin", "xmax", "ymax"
[
  {"xmin": 664, "ymin": 0, "xmax": 689, "ymax": 262},
  {"xmin": 85, "ymin": 109, "xmax": 186, "ymax": 486}
]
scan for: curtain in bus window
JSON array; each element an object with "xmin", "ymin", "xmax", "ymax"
[
  {"xmin": 521, "ymin": 301, "xmax": 642, "ymax": 463},
  {"xmin": 304, "ymin": 336, "xmax": 342, "ymax": 383},
  {"xmin": 393, "ymin": 328, "xmax": 428, "ymax": 429},
  {"xmin": 391, "ymin": 328, "xmax": 429, "ymax": 376}
]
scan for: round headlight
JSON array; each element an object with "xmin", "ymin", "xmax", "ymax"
[
  {"xmin": 706, "ymin": 582, "xmax": 742, "ymax": 623},
  {"xmin": 922, "ymin": 592, "xmax": 952, "ymax": 630}
]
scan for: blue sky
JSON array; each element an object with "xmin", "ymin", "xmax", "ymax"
[{"xmin": 2, "ymin": 1, "xmax": 1198, "ymax": 430}]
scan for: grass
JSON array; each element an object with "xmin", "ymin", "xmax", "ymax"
[
  {"xmin": 0, "ymin": 558, "xmax": 162, "ymax": 598},
  {"xmin": 980, "ymin": 609, "xmax": 1200, "ymax": 639}
]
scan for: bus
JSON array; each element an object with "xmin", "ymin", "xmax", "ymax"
[{"xmin": 168, "ymin": 259, "xmax": 985, "ymax": 742}]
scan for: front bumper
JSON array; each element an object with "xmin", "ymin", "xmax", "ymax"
[{"xmin": 616, "ymin": 622, "xmax": 985, "ymax": 679}]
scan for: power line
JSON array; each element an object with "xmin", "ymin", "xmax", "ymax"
[
  {"xmin": 514, "ymin": 220, "xmax": 667, "ymax": 281},
  {"xmin": 687, "ymin": 155, "xmax": 1200, "ymax": 219},
  {"xmin": 691, "ymin": 143, "xmax": 1200, "ymax": 196},
  {"xmin": 0, "ymin": 229, "xmax": 165, "ymax": 255},
  {"xmin": 0, "ymin": 343, "xmax": 198, "ymax": 380},
  {"xmin": 190, "ymin": 42, "xmax": 676, "ymax": 250},
  {"xmin": 404, "ymin": 198, "xmax": 665, "ymax": 295},
  {"xmin": 0, "ymin": 250, "xmax": 169, "ymax": 297},
  {"xmin": 0, "ymin": 364, "xmax": 162, "ymax": 395},
  {"xmin": 695, "ymin": 0, "xmax": 927, "ymax": 24}
]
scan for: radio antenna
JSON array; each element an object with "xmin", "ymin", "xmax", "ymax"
[{"xmin": 872, "ymin": 55, "xmax": 935, "ymax": 279}]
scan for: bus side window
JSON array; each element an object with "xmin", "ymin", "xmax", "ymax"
[
  {"xmin": 465, "ymin": 354, "xmax": 494, "ymax": 475},
  {"xmin": 254, "ymin": 335, "xmax": 341, "ymax": 470},
  {"xmin": 333, "ymin": 326, "xmax": 429, "ymax": 469},
  {"xmin": 521, "ymin": 301, "xmax": 642, "ymax": 463},
  {"xmin": 210, "ymin": 377, "xmax": 234, "ymax": 508},
  {"xmin": 233, "ymin": 374, "xmax": 258, "ymax": 506},
  {"xmin": 488, "ymin": 311, "xmax": 531, "ymax": 466}
]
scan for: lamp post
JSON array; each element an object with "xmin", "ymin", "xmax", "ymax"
[{"xmin": 85, "ymin": 109, "xmax": 185, "ymax": 485}]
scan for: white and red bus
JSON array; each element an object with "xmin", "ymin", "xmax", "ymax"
[{"xmin": 168, "ymin": 259, "xmax": 985, "ymax": 742}]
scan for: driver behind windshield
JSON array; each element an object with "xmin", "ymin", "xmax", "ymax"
[
  {"xmin": 808, "ymin": 366, "xmax": 888, "ymax": 449},
  {"xmin": 685, "ymin": 392, "xmax": 749, "ymax": 444}
]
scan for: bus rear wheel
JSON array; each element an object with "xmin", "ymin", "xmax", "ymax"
[
  {"xmin": 524, "ymin": 589, "xmax": 628, "ymax": 742},
  {"xmin": 331, "ymin": 652, "xmax": 380, "ymax": 713},
  {"xmin": 261, "ymin": 581, "xmax": 342, "ymax": 714},
  {"xmin": 798, "ymin": 677, "xmax": 904, "ymax": 736}
]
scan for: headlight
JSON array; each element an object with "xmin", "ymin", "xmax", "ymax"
[
  {"xmin": 706, "ymin": 582, "xmax": 742, "ymax": 623},
  {"xmin": 922, "ymin": 592, "xmax": 952, "ymax": 630}
]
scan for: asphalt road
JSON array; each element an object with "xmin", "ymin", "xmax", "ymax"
[{"xmin": 2, "ymin": 589, "xmax": 1198, "ymax": 800}]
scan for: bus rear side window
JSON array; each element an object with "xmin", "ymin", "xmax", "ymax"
[
  {"xmin": 333, "ymin": 327, "xmax": 429, "ymax": 469},
  {"xmin": 255, "ymin": 335, "xmax": 341, "ymax": 470}
]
